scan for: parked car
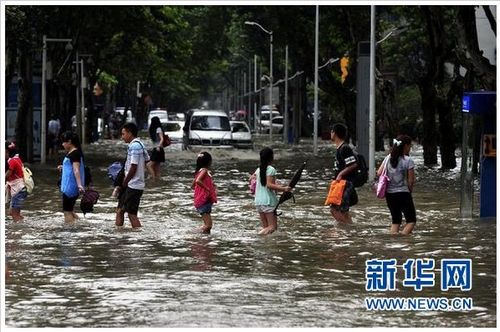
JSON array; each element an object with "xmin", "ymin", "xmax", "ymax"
[
  {"xmin": 184, "ymin": 109, "xmax": 233, "ymax": 149},
  {"xmin": 148, "ymin": 108, "xmax": 169, "ymax": 127},
  {"xmin": 259, "ymin": 105, "xmax": 280, "ymax": 129},
  {"xmin": 168, "ymin": 112, "xmax": 185, "ymax": 121},
  {"xmin": 162, "ymin": 121, "xmax": 184, "ymax": 149},
  {"xmin": 260, "ymin": 116, "xmax": 283, "ymax": 134},
  {"xmin": 114, "ymin": 107, "xmax": 135, "ymax": 124},
  {"xmin": 230, "ymin": 121, "xmax": 253, "ymax": 149}
]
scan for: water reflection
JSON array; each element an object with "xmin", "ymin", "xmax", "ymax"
[{"xmin": 4, "ymin": 138, "xmax": 496, "ymax": 327}]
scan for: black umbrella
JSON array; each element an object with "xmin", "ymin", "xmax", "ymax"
[{"xmin": 273, "ymin": 160, "xmax": 307, "ymax": 216}]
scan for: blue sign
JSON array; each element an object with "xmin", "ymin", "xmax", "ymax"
[
  {"xmin": 366, "ymin": 259, "xmax": 397, "ymax": 291},
  {"xmin": 402, "ymin": 259, "xmax": 436, "ymax": 291},
  {"xmin": 365, "ymin": 258, "xmax": 473, "ymax": 292},
  {"xmin": 462, "ymin": 91, "xmax": 495, "ymax": 115},
  {"xmin": 462, "ymin": 95, "xmax": 470, "ymax": 113},
  {"xmin": 441, "ymin": 259, "xmax": 472, "ymax": 291}
]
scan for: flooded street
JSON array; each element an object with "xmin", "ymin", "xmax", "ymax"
[{"xmin": 4, "ymin": 137, "xmax": 496, "ymax": 327}]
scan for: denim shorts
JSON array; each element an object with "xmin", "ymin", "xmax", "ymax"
[
  {"xmin": 10, "ymin": 189, "xmax": 27, "ymax": 210},
  {"xmin": 256, "ymin": 205, "xmax": 275, "ymax": 214},
  {"xmin": 196, "ymin": 202, "xmax": 213, "ymax": 215}
]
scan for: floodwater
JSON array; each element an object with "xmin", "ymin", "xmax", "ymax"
[{"xmin": 4, "ymin": 136, "xmax": 496, "ymax": 327}]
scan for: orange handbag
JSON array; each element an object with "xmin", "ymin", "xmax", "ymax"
[{"xmin": 324, "ymin": 179, "xmax": 347, "ymax": 206}]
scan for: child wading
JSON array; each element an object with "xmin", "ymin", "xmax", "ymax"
[
  {"xmin": 192, "ymin": 152, "xmax": 217, "ymax": 234},
  {"xmin": 330, "ymin": 123, "xmax": 359, "ymax": 224},
  {"xmin": 252, "ymin": 147, "xmax": 291, "ymax": 235},
  {"xmin": 5, "ymin": 142, "xmax": 28, "ymax": 222},
  {"xmin": 377, "ymin": 135, "xmax": 416, "ymax": 235}
]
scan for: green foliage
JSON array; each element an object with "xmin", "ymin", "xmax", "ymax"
[
  {"xmin": 5, "ymin": 4, "xmax": 495, "ymax": 135},
  {"xmin": 97, "ymin": 71, "xmax": 118, "ymax": 90}
]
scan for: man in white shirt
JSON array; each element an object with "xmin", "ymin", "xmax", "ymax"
[{"xmin": 115, "ymin": 122, "xmax": 152, "ymax": 228}]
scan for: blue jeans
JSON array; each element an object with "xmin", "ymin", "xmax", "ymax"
[
  {"xmin": 10, "ymin": 189, "xmax": 27, "ymax": 210},
  {"xmin": 196, "ymin": 202, "xmax": 213, "ymax": 215}
]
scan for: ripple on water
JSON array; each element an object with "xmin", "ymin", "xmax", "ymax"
[{"xmin": 5, "ymin": 139, "xmax": 496, "ymax": 327}]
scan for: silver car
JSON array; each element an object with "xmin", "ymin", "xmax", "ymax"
[{"xmin": 230, "ymin": 121, "xmax": 253, "ymax": 149}]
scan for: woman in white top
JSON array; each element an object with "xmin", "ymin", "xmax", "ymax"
[{"xmin": 377, "ymin": 135, "xmax": 416, "ymax": 235}]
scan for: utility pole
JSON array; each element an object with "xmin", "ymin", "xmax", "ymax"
[
  {"xmin": 284, "ymin": 45, "xmax": 289, "ymax": 144},
  {"xmin": 313, "ymin": 5, "xmax": 319, "ymax": 155}
]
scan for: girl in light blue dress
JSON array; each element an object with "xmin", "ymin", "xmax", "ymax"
[{"xmin": 251, "ymin": 147, "xmax": 291, "ymax": 235}]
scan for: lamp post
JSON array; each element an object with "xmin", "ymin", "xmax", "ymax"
[
  {"xmin": 313, "ymin": 5, "xmax": 319, "ymax": 155},
  {"xmin": 245, "ymin": 21, "xmax": 273, "ymax": 142},
  {"xmin": 318, "ymin": 57, "xmax": 339, "ymax": 70},
  {"xmin": 73, "ymin": 54, "xmax": 92, "ymax": 145},
  {"xmin": 284, "ymin": 45, "xmax": 288, "ymax": 144},
  {"xmin": 377, "ymin": 26, "xmax": 407, "ymax": 45},
  {"xmin": 254, "ymin": 54, "xmax": 258, "ymax": 131},
  {"xmin": 41, "ymin": 35, "xmax": 72, "ymax": 164},
  {"xmin": 235, "ymin": 53, "xmax": 253, "ymax": 125},
  {"xmin": 369, "ymin": 5, "xmax": 376, "ymax": 182}
]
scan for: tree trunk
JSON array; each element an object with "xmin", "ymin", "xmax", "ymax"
[
  {"xmin": 482, "ymin": 5, "xmax": 496, "ymax": 37},
  {"xmin": 16, "ymin": 49, "xmax": 34, "ymax": 162},
  {"xmin": 419, "ymin": 82, "xmax": 438, "ymax": 165},
  {"xmin": 455, "ymin": 7, "xmax": 496, "ymax": 90},
  {"xmin": 454, "ymin": 6, "xmax": 496, "ymax": 174},
  {"xmin": 419, "ymin": 6, "xmax": 444, "ymax": 166},
  {"xmin": 436, "ymin": 97, "xmax": 457, "ymax": 169},
  {"xmin": 5, "ymin": 44, "xmax": 17, "ymax": 104}
]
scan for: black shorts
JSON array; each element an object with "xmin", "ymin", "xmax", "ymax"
[
  {"xmin": 117, "ymin": 187, "xmax": 143, "ymax": 215},
  {"xmin": 62, "ymin": 193, "xmax": 79, "ymax": 212},
  {"xmin": 385, "ymin": 192, "xmax": 416, "ymax": 224},
  {"xmin": 48, "ymin": 133, "xmax": 59, "ymax": 149},
  {"xmin": 150, "ymin": 147, "xmax": 165, "ymax": 163}
]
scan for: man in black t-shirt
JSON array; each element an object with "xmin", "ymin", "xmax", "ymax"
[{"xmin": 330, "ymin": 123, "xmax": 358, "ymax": 223}]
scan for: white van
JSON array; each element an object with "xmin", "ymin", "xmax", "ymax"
[{"xmin": 185, "ymin": 109, "xmax": 233, "ymax": 149}]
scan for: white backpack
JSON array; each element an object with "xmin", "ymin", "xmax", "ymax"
[{"xmin": 23, "ymin": 166, "xmax": 35, "ymax": 194}]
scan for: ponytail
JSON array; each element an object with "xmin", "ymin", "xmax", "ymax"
[
  {"xmin": 259, "ymin": 147, "xmax": 274, "ymax": 186},
  {"xmin": 390, "ymin": 135, "xmax": 412, "ymax": 168}
]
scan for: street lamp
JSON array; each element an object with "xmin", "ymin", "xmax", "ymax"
[
  {"xmin": 245, "ymin": 20, "xmax": 273, "ymax": 142},
  {"xmin": 369, "ymin": 5, "xmax": 376, "ymax": 182},
  {"xmin": 377, "ymin": 26, "xmax": 407, "ymax": 45},
  {"xmin": 313, "ymin": 6, "xmax": 319, "ymax": 155},
  {"xmin": 318, "ymin": 57, "xmax": 339, "ymax": 70},
  {"xmin": 74, "ymin": 54, "xmax": 92, "ymax": 145},
  {"xmin": 234, "ymin": 52, "xmax": 253, "ymax": 125},
  {"xmin": 41, "ymin": 35, "xmax": 73, "ymax": 164}
]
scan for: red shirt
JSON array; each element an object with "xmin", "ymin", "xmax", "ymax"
[
  {"xmin": 7, "ymin": 156, "xmax": 24, "ymax": 182},
  {"xmin": 193, "ymin": 169, "xmax": 217, "ymax": 208}
]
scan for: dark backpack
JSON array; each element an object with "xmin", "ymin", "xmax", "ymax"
[
  {"xmin": 80, "ymin": 189, "xmax": 100, "ymax": 215},
  {"xmin": 352, "ymin": 152, "xmax": 368, "ymax": 188},
  {"xmin": 107, "ymin": 161, "xmax": 125, "ymax": 187}
]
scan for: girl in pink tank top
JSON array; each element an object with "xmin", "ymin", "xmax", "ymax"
[{"xmin": 192, "ymin": 152, "xmax": 217, "ymax": 234}]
